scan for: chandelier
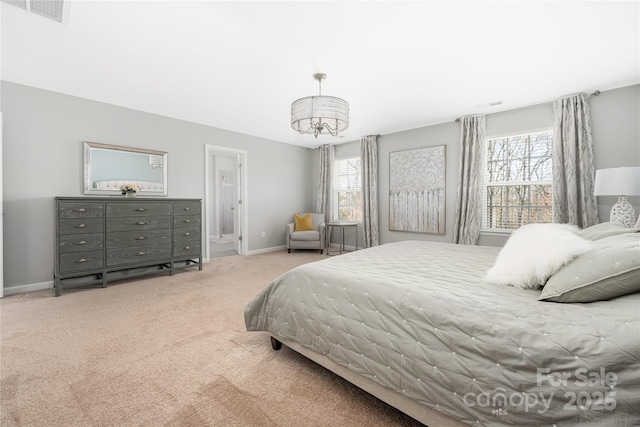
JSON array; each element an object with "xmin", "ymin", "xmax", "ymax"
[{"xmin": 291, "ymin": 73, "xmax": 349, "ymax": 138}]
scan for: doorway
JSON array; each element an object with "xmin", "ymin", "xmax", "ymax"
[
  {"xmin": 204, "ymin": 145, "xmax": 248, "ymax": 260},
  {"xmin": 0, "ymin": 113, "xmax": 3, "ymax": 298}
]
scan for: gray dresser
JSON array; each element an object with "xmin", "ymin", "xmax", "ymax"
[{"xmin": 55, "ymin": 197, "xmax": 202, "ymax": 296}]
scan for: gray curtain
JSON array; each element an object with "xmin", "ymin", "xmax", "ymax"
[
  {"xmin": 552, "ymin": 93, "xmax": 599, "ymax": 227},
  {"xmin": 361, "ymin": 135, "xmax": 378, "ymax": 248},
  {"xmin": 316, "ymin": 144, "xmax": 335, "ymax": 226},
  {"xmin": 453, "ymin": 115, "xmax": 485, "ymax": 245}
]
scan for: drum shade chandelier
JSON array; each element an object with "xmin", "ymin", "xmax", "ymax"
[{"xmin": 291, "ymin": 73, "xmax": 349, "ymax": 138}]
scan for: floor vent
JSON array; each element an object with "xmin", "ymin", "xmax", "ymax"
[{"xmin": 2, "ymin": 0, "xmax": 67, "ymax": 24}]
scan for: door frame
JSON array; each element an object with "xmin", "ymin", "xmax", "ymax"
[
  {"xmin": 204, "ymin": 144, "xmax": 248, "ymax": 260},
  {"xmin": 0, "ymin": 113, "xmax": 3, "ymax": 298}
]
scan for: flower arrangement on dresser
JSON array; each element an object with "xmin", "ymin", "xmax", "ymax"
[{"xmin": 120, "ymin": 183, "xmax": 140, "ymax": 197}]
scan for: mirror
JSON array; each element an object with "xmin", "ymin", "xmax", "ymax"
[{"xmin": 83, "ymin": 141, "xmax": 168, "ymax": 196}]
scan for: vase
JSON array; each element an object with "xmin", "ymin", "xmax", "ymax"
[{"xmin": 124, "ymin": 192, "xmax": 136, "ymax": 198}]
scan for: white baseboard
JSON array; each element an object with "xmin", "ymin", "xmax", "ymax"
[
  {"xmin": 3, "ymin": 245, "xmax": 298, "ymax": 295},
  {"xmin": 4, "ymin": 280, "xmax": 53, "ymax": 296},
  {"xmin": 246, "ymin": 245, "xmax": 287, "ymax": 255},
  {"xmin": 249, "ymin": 243, "xmax": 356, "ymax": 256}
]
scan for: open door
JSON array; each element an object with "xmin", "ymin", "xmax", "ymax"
[
  {"xmin": 219, "ymin": 170, "xmax": 235, "ymax": 238},
  {"xmin": 233, "ymin": 155, "xmax": 243, "ymax": 254},
  {"xmin": 204, "ymin": 145, "xmax": 248, "ymax": 262},
  {"xmin": 0, "ymin": 113, "xmax": 3, "ymax": 298}
]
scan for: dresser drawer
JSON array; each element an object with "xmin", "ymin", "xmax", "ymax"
[
  {"xmin": 106, "ymin": 216, "xmax": 172, "ymax": 232},
  {"xmin": 106, "ymin": 245, "xmax": 172, "ymax": 266},
  {"xmin": 107, "ymin": 229, "xmax": 172, "ymax": 249},
  {"xmin": 174, "ymin": 215, "xmax": 201, "ymax": 228},
  {"xmin": 59, "ymin": 233, "xmax": 104, "ymax": 253},
  {"xmin": 174, "ymin": 227, "xmax": 200, "ymax": 242},
  {"xmin": 174, "ymin": 242, "xmax": 201, "ymax": 257},
  {"xmin": 58, "ymin": 202, "xmax": 104, "ymax": 218},
  {"xmin": 59, "ymin": 218, "xmax": 104, "ymax": 235},
  {"xmin": 106, "ymin": 202, "xmax": 172, "ymax": 217},
  {"xmin": 174, "ymin": 201, "xmax": 200, "ymax": 216},
  {"xmin": 59, "ymin": 250, "xmax": 104, "ymax": 273}
]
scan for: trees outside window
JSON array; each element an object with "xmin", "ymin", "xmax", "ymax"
[
  {"xmin": 335, "ymin": 158, "xmax": 362, "ymax": 222},
  {"xmin": 484, "ymin": 130, "xmax": 553, "ymax": 230}
]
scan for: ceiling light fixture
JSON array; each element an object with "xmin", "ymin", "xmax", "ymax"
[{"xmin": 291, "ymin": 73, "xmax": 349, "ymax": 138}]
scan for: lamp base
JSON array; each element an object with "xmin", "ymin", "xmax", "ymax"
[{"xmin": 610, "ymin": 196, "xmax": 636, "ymax": 228}]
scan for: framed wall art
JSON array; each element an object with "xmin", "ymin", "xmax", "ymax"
[{"xmin": 389, "ymin": 145, "xmax": 446, "ymax": 234}]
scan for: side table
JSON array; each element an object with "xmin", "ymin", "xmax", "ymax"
[{"xmin": 326, "ymin": 222, "xmax": 360, "ymax": 255}]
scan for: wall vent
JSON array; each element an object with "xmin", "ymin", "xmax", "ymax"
[
  {"xmin": 2, "ymin": 0, "xmax": 68, "ymax": 24},
  {"xmin": 3, "ymin": 0, "xmax": 27, "ymax": 10}
]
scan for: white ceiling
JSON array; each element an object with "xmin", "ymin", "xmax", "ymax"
[{"xmin": 2, "ymin": 1, "xmax": 639, "ymax": 148}]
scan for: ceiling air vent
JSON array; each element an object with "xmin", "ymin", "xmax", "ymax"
[
  {"xmin": 2, "ymin": 0, "xmax": 27, "ymax": 10},
  {"xmin": 2, "ymin": 0, "xmax": 68, "ymax": 24}
]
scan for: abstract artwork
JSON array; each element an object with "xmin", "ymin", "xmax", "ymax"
[{"xmin": 389, "ymin": 145, "xmax": 446, "ymax": 234}]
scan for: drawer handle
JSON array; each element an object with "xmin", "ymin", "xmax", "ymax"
[
  {"xmin": 78, "ymin": 208, "xmax": 86, "ymax": 212},
  {"xmin": 136, "ymin": 236, "xmax": 146, "ymax": 240},
  {"xmin": 77, "ymin": 224, "xmax": 86, "ymax": 228},
  {"xmin": 76, "ymin": 258, "xmax": 87, "ymax": 263},
  {"xmin": 184, "ymin": 207, "xmax": 191, "ymax": 211},
  {"xmin": 184, "ymin": 219, "xmax": 191, "ymax": 223},
  {"xmin": 184, "ymin": 246, "xmax": 190, "ymax": 250},
  {"xmin": 76, "ymin": 241, "xmax": 87, "ymax": 245},
  {"xmin": 184, "ymin": 232, "xmax": 191, "ymax": 236},
  {"xmin": 137, "ymin": 252, "xmax": 147, "ymax": 256},
  {"xmin": 137, "ymin": 221, "xmax": 147, "ymax": 225},
  {"xmin": 136, "ymin": 208, "xmax": 147, "ymax": 212}
]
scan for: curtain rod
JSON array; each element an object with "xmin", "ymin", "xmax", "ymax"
[{"xmin": 454, "ymin": 90, "xmax": 601, "ymax": 123}]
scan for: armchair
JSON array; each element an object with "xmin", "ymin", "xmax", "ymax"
[{"xmin": 286, "ymin": 213, "xmax": 326, "ymax": 254}]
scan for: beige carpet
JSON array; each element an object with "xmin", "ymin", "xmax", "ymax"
[{"xmin": 1, "ymin": 251, "xmax": 423, "ymax": 426}]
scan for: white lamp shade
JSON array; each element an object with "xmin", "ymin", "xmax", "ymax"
[
  {"xmin": 291, "ymin": 96, "xmax": 349, "ymax": 135},
  {"xmin": 594, "ymin": 167, "xmax": 640, "ymax": 196}
]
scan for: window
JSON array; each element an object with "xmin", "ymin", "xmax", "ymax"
[
  {"xmin": 335, "ymin": 157, "xmax": 362, "ymax": 222},
  {"xmin": 483, "ymin": 130, "xmax": 553, "ymax": 230}
]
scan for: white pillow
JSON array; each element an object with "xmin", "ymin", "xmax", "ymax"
[{"xmin": 485, "ymin": 223, "xmax": 594, "ymax": 289}]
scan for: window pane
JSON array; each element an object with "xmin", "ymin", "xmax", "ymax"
[
  {"xmin": 530, "ymin": 184, "xmax": 553, "ymax": 223},
  {"xmin": 486, "ymin": 183, "xmax": 553, "ymax": 229},
  {"xmin": 484, "ymin": 130, "xmax": 553, "ymax": 229},
  {"xmin": 337, "ymin": 190, "xmax": 362, "ymax": 221},
  {"xmin": 337, "ymin": 158, "xmax": 361, "ymax": 190},
  {"xmin": 335, "ymin": 157, "xmax": 363, "ymax": 222},
  {"xmin": 486, "ymin": 131, "xmax": 553, "ymax": 183}
]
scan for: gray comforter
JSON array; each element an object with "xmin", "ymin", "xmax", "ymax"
[{"xmin": 245, "ymin": 241, "xmax": 640, "ymax": 426}]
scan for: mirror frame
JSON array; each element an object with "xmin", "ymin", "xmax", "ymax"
[{"xmin": 83, "ymin": 141, "xmax": 168, "ymax": 196}]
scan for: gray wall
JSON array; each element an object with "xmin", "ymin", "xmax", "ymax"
[
  {"xmin": 1, "ymin": 81, "xmax": 314, "ymax": 291},
  {"xmin": 326, "ymin": 84, "xmax": 640, "ymax": 248},
  {"xmin": 591, "ymin": 85, "xmax": 640, "ymax": 219}
]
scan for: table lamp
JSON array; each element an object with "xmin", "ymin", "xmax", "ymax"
[{"xmin": 594, "ymin": 166, "xmax": 640, "ymax": 227}]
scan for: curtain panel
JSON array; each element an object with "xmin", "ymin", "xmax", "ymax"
[
  {"xmin": 453, "ymin": 115, "xmax": 486, "ymax": 245},
  {"xmin": 316, "ymin": 144, "xmax": 335, "ymax": 226},
  {"xmin": 361, "ymin": 135, "xmax": 379, "ymax": 248},
  {"xmin": 552, "ymin": 93, "xmax": 599, "ymax": 227}
]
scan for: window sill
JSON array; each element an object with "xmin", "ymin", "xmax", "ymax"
[{"xmin": 480, "ymin": 229, "xmax": 513, "ymax": 237}]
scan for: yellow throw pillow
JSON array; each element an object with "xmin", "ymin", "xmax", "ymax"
[{"xmin": 294, "ymin": 213, "xmax": 314, "ymax": 231}]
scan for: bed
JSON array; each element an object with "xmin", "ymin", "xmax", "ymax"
[{"xmin": 245, "ymin": 224, "xmax": 640, "ymax": 426}]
